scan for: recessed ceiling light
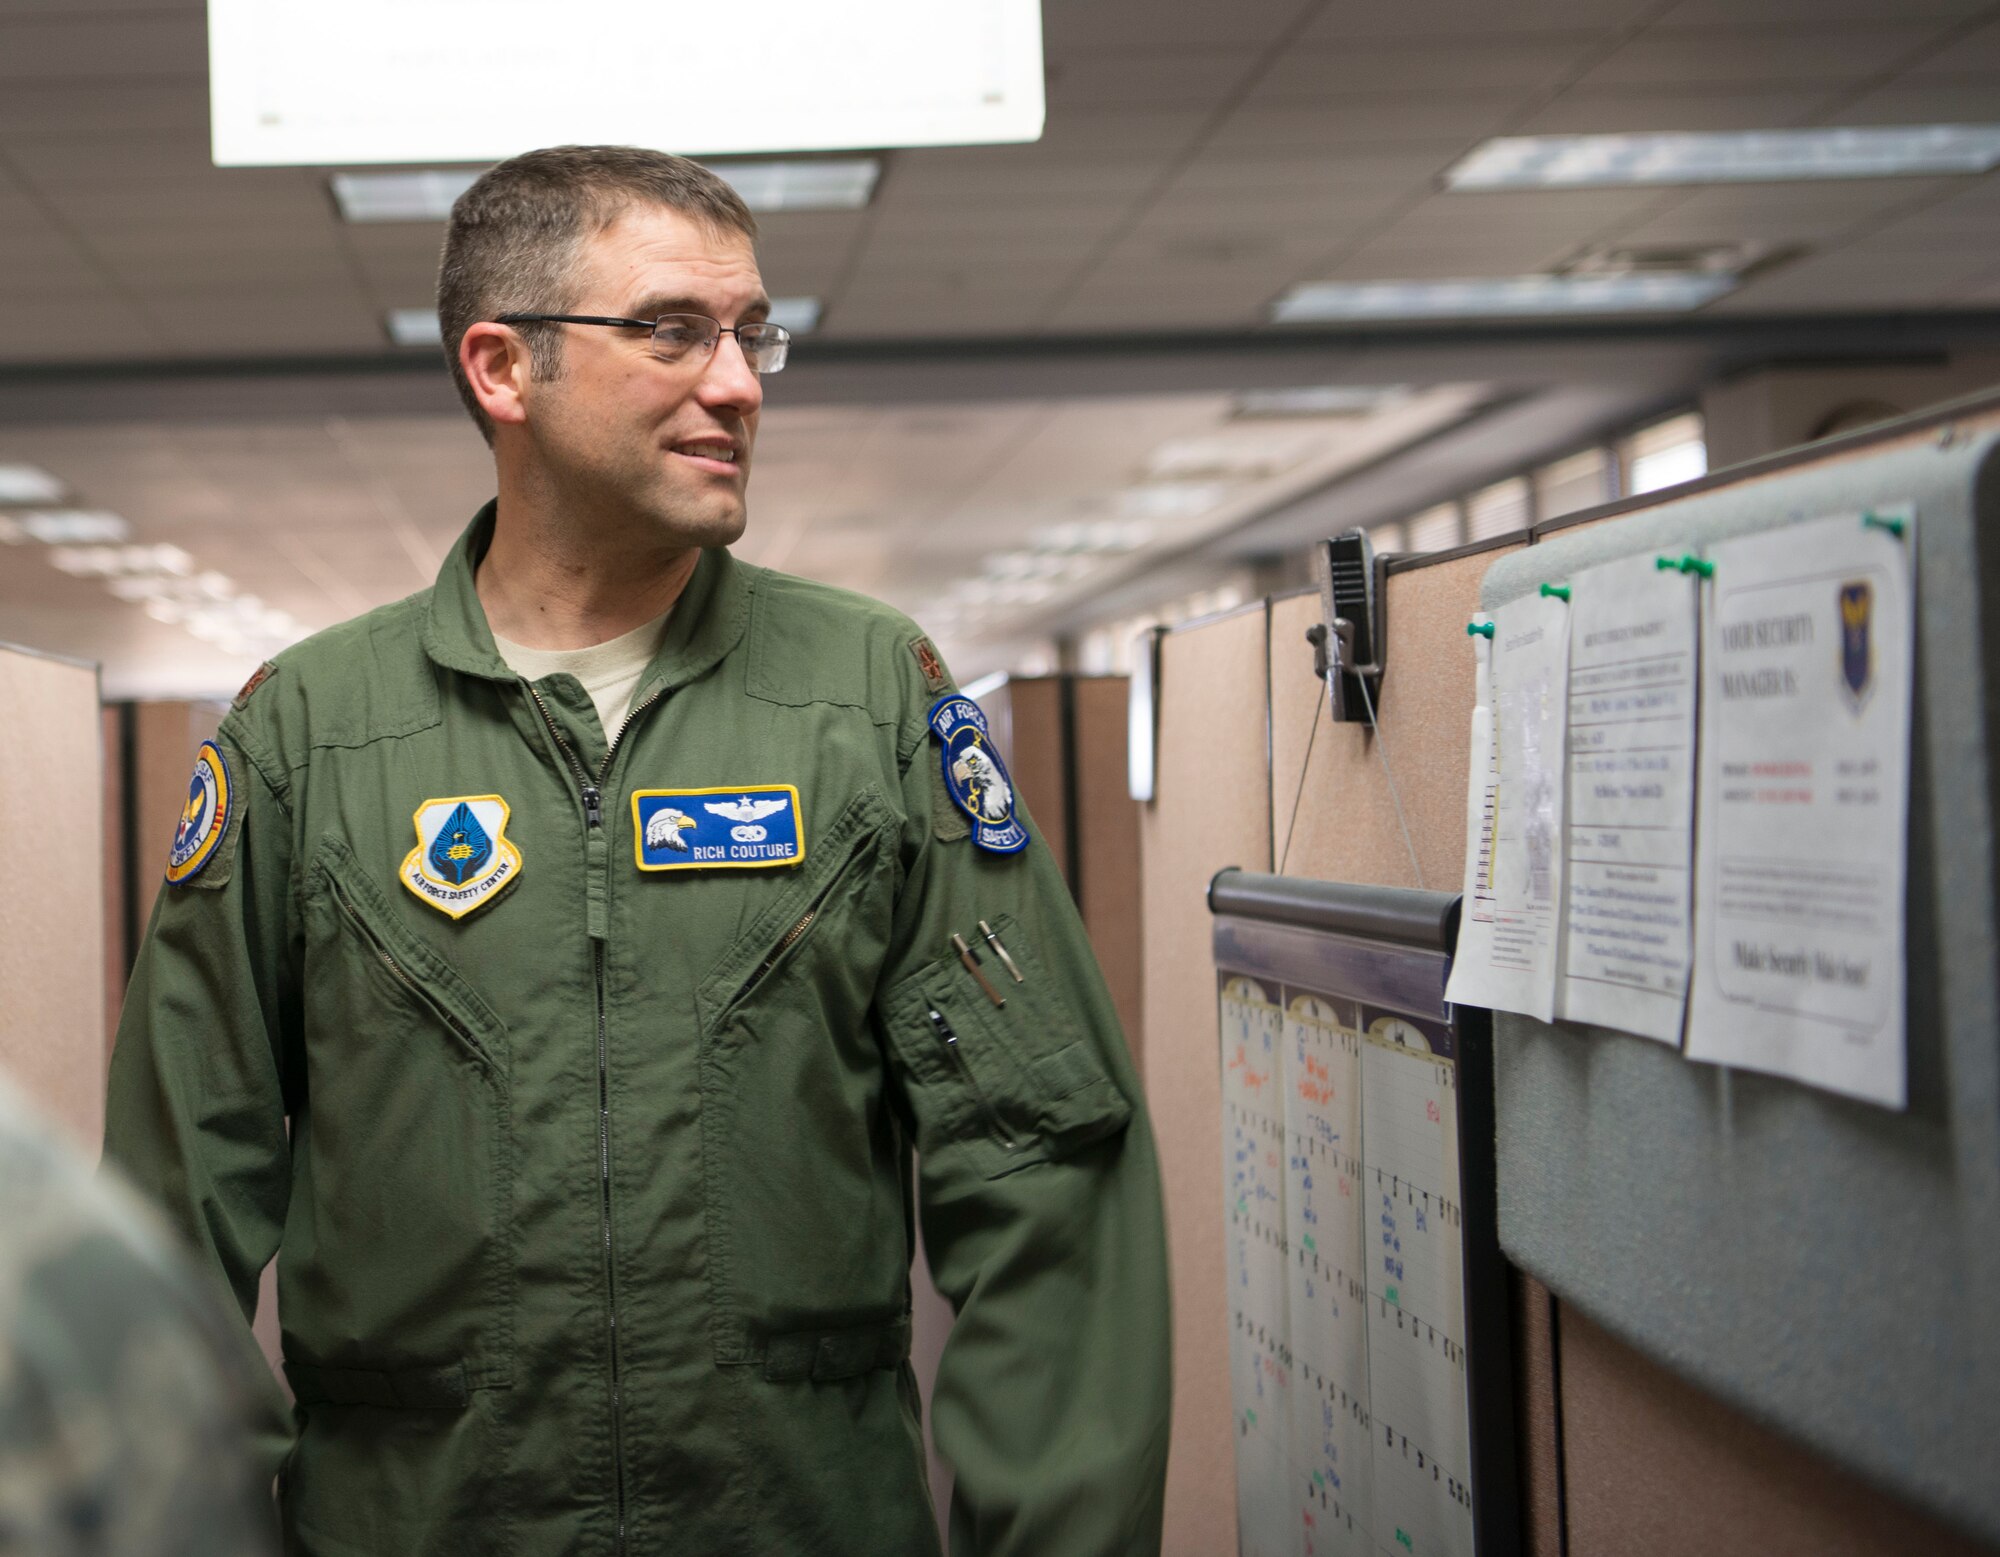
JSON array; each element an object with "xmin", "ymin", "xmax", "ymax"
[
  {"xmin": 331, "ymin": 169, "xmax": 481, "ymax": 222},
  {"xmin": 0, "ymin": 464, "xmax": 66, "ymax": 504},
  {"xmin": 707, "ymin": 159, "xmax": 881, "ymax": 212},
  {"xmin": 1271, "ymin": 272, "xmax": 1736, "ymax": 323},
  {"xmin": 1445, "ymin": 126, "xmax": 2000, "ymax": 190},
  {"xmin": 766, "ymin": 297, "xmax": 823, "ymax": 334},
  {"xmin": 1230, "ymin": 386, "xmax": 1408, "ymax": 419},
  {"xmin": 386, "ymin": 309, "xmax": 444, "ymax": 347},
  {"xmin": 17, "ymin": 509, "xmax": 130, "ymax": 545}
]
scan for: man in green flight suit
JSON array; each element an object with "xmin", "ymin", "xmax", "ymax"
[{"xmin": 103, "ymin": 145, "xmax": 1172, "ymax": 1556}]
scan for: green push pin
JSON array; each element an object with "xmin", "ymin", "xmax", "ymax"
[
  {"xmin": 1861, "ymin": 511, "xmax": 1906, "ymax": 539},
  {"xmin": 1467, "ymin": 621, "xmax": 1495, "ymax": 638},
  {"xmin": 1540, "ymin": 582, "xmax": 1570, "ymax": 601},
  {"xmin": 1678, "ymin": 555, "xmax": 1714, "ymax": 578}
]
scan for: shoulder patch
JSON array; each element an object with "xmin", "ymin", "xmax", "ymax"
[
  {"xmin": 165, "ymin": 741, "xmax": 234, "ymax": 885},
  {"xmin": 928, "ymin": 696, "xmax": 1029, "ymax": 855},
  {"xmin": 908, "ymin": 635, "xmax": 951, "ymax": 695},
  {"xmin": 232, "ymin": 661, "xmax": 277, "ymax": 709}
]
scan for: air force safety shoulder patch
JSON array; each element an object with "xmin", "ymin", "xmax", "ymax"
[
  {"xmin": 633, "ymin": 786, "xmax": 805, "ymax": 871},
  {"xmin": 400, "ymin": 795, "xmax": 523, "ymax": 919},
  {"xmin": 165, "ymin": 741, "xmax": 233, "ymax": 884},
  {"xmin": 928, "ymin": 696, "xmax": 1029, "ymax": 855}
]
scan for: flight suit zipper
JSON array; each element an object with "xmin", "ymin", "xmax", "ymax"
[{"xmin": 523, "ymin": 677, "xmax": 670, "ymax": 1557}]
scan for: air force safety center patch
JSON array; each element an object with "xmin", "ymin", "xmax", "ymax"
[
  {"xmin": 401, "ymin": 795, "xmax": 524, "ymax": 919},
  {"xmin": 928, "ymin": 696, "xmax": 1029, "ymax": 854},
  {"xmin": 633, "ymin": 786, "xmax": 805, "ymax": 871},
  {"xmin": 165, "ymin": 740, "xmax": 233, "ymax": 884}
]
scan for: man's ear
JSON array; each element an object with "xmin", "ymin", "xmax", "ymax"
[{"xmin": 460, "ymin": 322, "xmax": 531, "ymax": 431}]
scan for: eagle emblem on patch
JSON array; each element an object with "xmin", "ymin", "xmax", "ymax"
[
  {"xmin": 632, "ymin": 786, "xmax": 805, "ymax": 871},
  {"xmin": 165, "ymin": 740, "xmax": 233, "ymax": 884},
  {"xmin": 928, "ymin": 696, "xmax": 1029, "ymax": 855},
  {"xmin": 400, "ymin": 795, "xmax": 523, "ymax": 919}
]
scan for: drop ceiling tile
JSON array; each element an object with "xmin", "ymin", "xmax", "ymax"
[
  {"xmin": 1298, "ymin": 0, "xmax": 1656, "ymax": 42},
  {"xmin": 1205, "ymin": 93, "xmax": 1527, "ymax": 151},
  {"xmin": 1318, "ymin": 234, "xmax": 1591, "ymax": 279},
  {"xmin": 1575, "ymin": 25, "xmax": 1945, "ymax": 88},
  {"xmin": 1160, "ymin": 145, "xmax": 1468, "ymax": 197},
  {"xmin": 1654, "ymin": 0, "xmax": 1985, "ymax": 23},
  {"xmin": 1825, "ymin": 81, "xmax": 2000, "ymax": 124},
  {"xmin": 1514, "ymin": 85, "xmax": 1843, "ymax": 132},
  {"xmin": 1712, "ymin": 245, "xmax": 2000, "ymax": 308},
  {"xmin": 7, "ymin": 130, "xmax": 230, "ymax": 186},
  {"xmin": 1043, "ymin": 0, "xmax": 1318, "ymax": 53},
  {"xmin": 0, "ymin": 77, "xmax": 206, "ymax": 137},
  {"xmin": 1859, "ymin": 177, "xmax": 2000, "ymax": 241},
  {"xmin": 1247, "ymin": 37, "xmax": 1605, "ymax": 99},
  {"xmin": 1607, "ymin": 178, "xmax": 1962, "ymax": 246},
  {"xmin": 1895, "ymin": 15, "xmax": 2000, "ymax": 76},
  {"xmin": 0, "ymin": 14, "xmax": 206, "ymax": 79},
  {"xmin": 1047, "ymin": 49, "xmax": 1269, "ymax": 110},
  {"xmin": 139, "ymin": 294, "xmax": 385, "ymax": 355}
]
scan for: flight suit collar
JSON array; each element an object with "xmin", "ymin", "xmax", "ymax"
[{"xmin": 420, "ymin": 500, "xmax": 753, "ymax": 694}]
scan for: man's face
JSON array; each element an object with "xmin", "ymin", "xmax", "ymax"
[{"xmin": 520, "ymin": 202, "xmax": 768, "ymax": 550}]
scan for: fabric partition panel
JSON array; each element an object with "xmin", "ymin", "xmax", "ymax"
[
  {"xmin": 0, "ymin": 643, "xmax": 105, "ymax": 1145},
  {"xmin": 1140, "ymin": 605, "xmax": 1273, "ymax": 1557}
]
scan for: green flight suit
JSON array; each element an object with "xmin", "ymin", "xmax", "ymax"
[{"xmin": 103, "ymin": 504, "xmax": 1172, "ymax": 1557}]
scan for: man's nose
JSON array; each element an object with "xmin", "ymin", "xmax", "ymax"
[{"xmin": 698, "ymin": 330, "xmax": 764, "ymax": 415}]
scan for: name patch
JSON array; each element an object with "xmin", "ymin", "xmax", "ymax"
[
  {"xmin": 400, "ymin": 795, "xmax": 524, "ymax": 919},
  {"xmin": 633, "ymin": 786, "xmax": 806, "ymax": 872}
]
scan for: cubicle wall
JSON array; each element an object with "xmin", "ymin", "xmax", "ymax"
[
  {"xmin": 1, "ymin": 642, "xmax": 105, "ymax": 1143},
  {"xmin": 1138, "ymin": 389, "xmax": 2000, "ymax": 1555}
]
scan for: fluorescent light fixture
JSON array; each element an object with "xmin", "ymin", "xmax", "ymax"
[
  {"xmin": 17, "ymin": 509, "xmax": 130, "ymax": 545},
  {"xmin": 1446, "ymin": 126, "xmax": 2000, "ymax": 190},
  {"xmin": 1117, "ymin": 483, "xmax": 1230, "ymax": 521},
  {"xmin": 766, "ymin": 297, "xmax": 823, "ymax": 334},
  {"xmin": 48, "ymin": 542, "xmax": 192, "ymax": 578},
  {"xmin": 0, "ymin": 464, "xmax": 66, "ymax": 504},
  {"xmin": 386, "ymin": 309, "xmax": 444, "ymax": 347},
  {"xmin": 709, "ymin": 159, "xmax": 879, "ymax": 212},
  {"xmin": 210, "ymin": 0, "xmax": 1043, "ymax": 166},
  {"xmin": 331, "ymin": 169, "xmax": 481, "ymax": 222},
  {"xmin": 1231, "ymin": 385, "xmax": 1407, "ymax": 419},
  {"xmin": 1272, "ymin": 272, "xmax": 1736, "ymax": 323},
  {"xmin": 1029, "ymin": 520, "xmax": 1153, "ymax": 554}
]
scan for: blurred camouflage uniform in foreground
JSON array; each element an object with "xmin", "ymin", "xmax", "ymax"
[{"xmin": 0, "ymin": 1072, "xmax": 279, "ymax": 1556}]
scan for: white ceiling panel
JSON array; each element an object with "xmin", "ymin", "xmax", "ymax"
[
  {"xmin": 1607, "ymin": 176, "xmax": 1965, "ymax": 246},
  {"xmin": 1895, "ymin": 15, "xmax": 2000, "ymax": 76},
  {"xmin": 0, "ymin": 76, "xmax": 206, "ymax": 138},
  {"xmin": 1714, "ymin": 246, "xmax": 2000, "ymax": 308},
  {"xmin": 1827, "ymin": 80, "xmax": 2000, "ymax": 122}
]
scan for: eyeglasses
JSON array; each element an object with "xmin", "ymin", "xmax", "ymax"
[{"xmin": 493, "ymin": 312, "xmax": 791, "ymax": 374}]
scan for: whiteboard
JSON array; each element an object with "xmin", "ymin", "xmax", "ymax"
[{"xmin": 1214, "ymin": 881, "xmax": 1512, "ymax": 1557}]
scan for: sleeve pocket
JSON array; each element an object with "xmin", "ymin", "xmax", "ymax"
[{"xmin": 879, "ymin": 914, "xmax": 1131, "ymax": 1180}]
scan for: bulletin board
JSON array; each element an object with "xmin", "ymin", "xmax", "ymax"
[
  {"xmin": 1477, "ymin": 429, "xmax": 2000, "ymax": 1545},
  {"xmin": 1211, "ymin": 869, "xmax": 1519, "ymax": 1557}
]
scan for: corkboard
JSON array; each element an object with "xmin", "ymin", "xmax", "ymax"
[
  {"xmin": 1558, "ymin": 1304, "xmax": 1997, "ymax": 1557},
  {"xmin": 0, "ymin": 645, "xmax": 105, "ymax": 1146},
  {"xmin": 1269, "ymin": 547, "xmax": 1522, "ymax": 893},
  {"xmin": 1139, "ymin": 605, "xmax": 1272, "ymax": 1557}
]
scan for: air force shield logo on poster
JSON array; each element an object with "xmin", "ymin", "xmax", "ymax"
[
  {"xmin": 928, "ymin": 696, "xmax": 1030, "ymax": 855},
  {"xmin": 1840, "ymin": 579, "xmax": 1874, "ymax": 712},
  {"xmin": 165, "ymin": 740, "xmax": 233, "ymax": 884},
  {"xmin": 401, "ymin": 795, "xmax": 523, "ymax": 919},
  {"xmin": 632, "ymin": 786, "xmax": 805, "ymax": 871}
]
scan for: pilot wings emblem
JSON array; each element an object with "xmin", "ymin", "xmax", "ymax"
[
  {"xmin": 705, "ymin": 796, "xmax": 790, "ymax": 823},
  {"xmin": 643, "ymin": 807, "xmax": 697, "ymax": 851}
]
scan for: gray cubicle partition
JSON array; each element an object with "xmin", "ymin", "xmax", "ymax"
[{"xmin": 1477, "ymin": 423, "xmax": 2000, "ymax": 1544}]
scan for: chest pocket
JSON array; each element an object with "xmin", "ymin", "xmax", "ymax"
[
  {"xmin": 289, "ymin": 837, "xmax": 513, "ymax": 1396},
  {"xmin": 693, "ymin": 787, "xmax": 907, "ymax": 1374},
  {"xmin": 877, "ymin": 914, "xmax": 1132, "ymax": 1182}
]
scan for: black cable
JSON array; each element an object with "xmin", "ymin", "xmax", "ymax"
[{"xmin": 1277, "ymin": 685, "xmax": 1325, "ymax": 876}]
